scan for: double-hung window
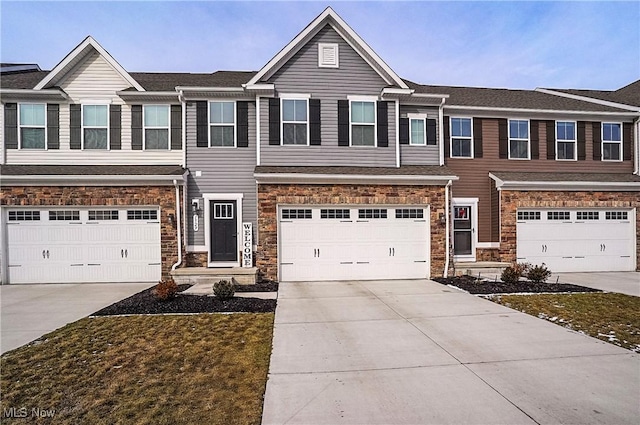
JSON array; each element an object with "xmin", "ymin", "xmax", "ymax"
[
  {"xmin": 602, "ymin": 122, "xmax": 622, "ymax": 161},
  {"xmin": 82, "ymin": 105, "xmax": 109, "ymax": 149},
  {"xmin": 282, "ymin": 99, "xmax": 308, "ymax": 145},
  {"xmin": 556, "ymin": 121, "xmax": 576, "ymax": 160},
  {"xmin": 144, "ymin": 105, "xmax": 170, "ymax": 150},
  {"xmin": 508, "ymin": 119, "xmax": 529, "ymax": 159},
  {"xmin": 209, "ymin": 101, "xmax": 235, "ymax": 147},
  {"xmin": 19, "ymin": 103, "xmax": 46, "ymax": 149},
  {"xmin": 350, "ymin": 100, "xmax": 376, "ymax": 146},
  {"xmin": 409, "ymin": 115, "xmax": 426, "ymax": 146},
  {"xmin": 450, "ymin": 117, "xmax": 472, "ymax": 158}
]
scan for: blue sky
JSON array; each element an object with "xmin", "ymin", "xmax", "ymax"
[{"xmin": 1, "ymin": 1, "xmax": 638, "ymax": 90}]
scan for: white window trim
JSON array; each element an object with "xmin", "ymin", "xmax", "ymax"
[
  {"xmin": 318, "ymin": 42, "xmax": 339, "ymax": 68},
  {"xmin": 348, "ymin": 97, "xmax": 377, "ymax": 147},
  {"xmin": 81, "ymin": 103, "xmax": 110, "ymax": 151},
  {"xmin": 143, "ymin": 104, "xmax": 171, "ymax": 151},
  {"xmin": 449, "ymin": 117, "xmax": 473, "ymax": 159},
  {"xmin": 408, "ymin": 113, "xmax": 427, "ymax": 146},
  {"xmin": 452, "ymin": 197, "xmax": 478, "ymax": 261},
  {"xmin": 280, "ymin": 96, "xmax": 310, "ymax": 146},
  {"xmin": 555, "ymin": 120, "xmax": 577, "ymax": 161},
  {"xmin": 508, "ymin": 119, "xmax": 531, "ymax": 160},
  {"xmin": 208, "ymin": 100, "xmax": 236, "ymax": 148},
  {"xmin": 203, "ymin": 193, "xmax": 243, "ymax": 268},
  {"xmin": 18, "ymin": 103, "xmax": 47, "ymax": 150},
  {"xmin": 601, "ymin": 122, "xmax": 623, "ymax": 162}
]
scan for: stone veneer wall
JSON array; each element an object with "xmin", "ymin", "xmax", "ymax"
[
  {"xmin": 1, "ymin": 185, "xmax": 183, "ymax": 280},
  {"xmin": 499, "ymin": 190, "xmax": 640, "ymax": 271},
  {"xmin": 257, "ymin": 183, "xmax": 449, "ymax": 281}
]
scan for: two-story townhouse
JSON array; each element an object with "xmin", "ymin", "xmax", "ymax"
[{"xmin": 0, "ymin": 37, "xmax": 187, "ymax": 284}]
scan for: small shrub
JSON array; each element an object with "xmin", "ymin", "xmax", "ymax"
[
  {"xmin": 213, "ymin": 279, "xmax": 235, "ymax": 300},
  {"xmin": 155, "ymin": 278, "xmax": 178, "ymax": 301},
  {"xmin": 527, "ymin": 263, "xmax": 552, "ymax": 283},
  {"xmin": 501, "ymin": 263, "xmax": 530, "ymax": 284}
]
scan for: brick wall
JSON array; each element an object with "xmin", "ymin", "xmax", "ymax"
[
  {"xmin": 256, "ymin": 183, "xmax": 449, "ymax": 281},
  {"xmin": 1, "ymin": 185, "xmax": 183, "ymax": 279},
  {"xmin": 499, "ymin": 190, "xmax": 640, "ymax": 271}
]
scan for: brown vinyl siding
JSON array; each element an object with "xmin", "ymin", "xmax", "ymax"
[{"xmin": 447, "ymin": 118, "xmax": 635, "ymax": 243}]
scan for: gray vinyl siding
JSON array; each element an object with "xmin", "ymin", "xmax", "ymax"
[
  {"xmin": 399, "ymin": 105, "xmax": 440, "ymax": 165},
  {"xmin": 260, "ymin": 24, "xmax": 396, "ymax": 167},
  {"xmin": 185, "ymin": 101, "xmax": 257, "ymax": 246}
]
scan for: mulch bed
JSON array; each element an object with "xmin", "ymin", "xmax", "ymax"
[
  {"xmin": 92, "ymin": 284, "xmax": 276, "ymax": 316},
  {"xmin": 234, "ymin": 281, "xmax": 279, "ymax": 292},
  {"xmin": 433, "ymin": 275, "xmax": 602, "ymax": 295}
]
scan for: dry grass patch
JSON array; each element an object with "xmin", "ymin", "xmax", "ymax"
[
  {"xmin": 493, "ymin": 293, "xmax": 640, "ymax": 352},
  {"xmin": 1, "ymin": 314, "xmax": 274, "ymax": 425}
]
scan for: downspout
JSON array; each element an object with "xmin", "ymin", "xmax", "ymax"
[
  {"xmin": 395, "ymin": 100, "xmax": 400, "ymax": 167},
  {"xmin": 256, "ymin": 95, "xmax": 261, "ymax": 166},
  {"xmin": 179, "ymin": 89, "xmax": 186, "ymax": 168},
  {"xmin": 443, "ymin": 179, "xmax": 452, "ymax": 277},
  {"xmin": 634, "ymin": 115, "xmax": 640, "ymax": 175},
  {"xmin": 171, "ymin": 179, "xmax": 183, "ymax": 271},
  {"xmin": 438, "ymin": 97, "xmax": 446, "ymax": 166}
]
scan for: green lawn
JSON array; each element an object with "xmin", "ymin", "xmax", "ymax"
[
  {"xmin": 1, "ymin": 314, "xmax": 274, "ymax": 425},
  {"xmin": 493, "ymin": 292, "xmax": 640, "ymax": 352}
]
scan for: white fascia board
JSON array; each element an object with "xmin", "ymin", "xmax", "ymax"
[
  {"xmin": 444, "ymin": 104, "xmax": 637, "ymax": 118},
  {"xmin": 412, "ymin": 93, "xmax": 450, "ymax": 99},
  {"xmin": 175, "ymin": 86, "xmax": 244, "ymax": 92},
  {"xmin": 536, "ymin": 88, "xmax": 640, "ymax": 112},
  {"xmin": 1, "ymin": 174, "xmax": 186, "ymax": 186},
  {"xmin": 243, "ymin": 83, "xmax": 275, "ymax": 91},
  {"xmin": 35, "ymin": 36, "xmax": 144, "ymax": 91},
  {"xmin": 117, "ymin": 91, "xmax": 179, "ymax": 97},
  {"xmin": 380, "ymin": 88, "xmax": 414, "ymax": 97},
  {"xmin": 254, "ymin": 172, "xmax": 459, "ymax": 186},
  {"xmin": 489, "ymin": 174, "xmax": 640, "ymax": 191},
  {"xmin": 0, "ymin": 89, "xmax": 68, "ymax": 100}
]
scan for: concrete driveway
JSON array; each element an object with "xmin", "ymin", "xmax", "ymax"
[
  {"xmin": 1, "ymin": 282, "xmax": 154, "ymax": 354},
  {"xmin": 262, "ymin": 279, "xmax": 639, "ymax": 425},
  {"xmin": 551, "ymin": 272, "xmax": 639, "ymax": 296}
]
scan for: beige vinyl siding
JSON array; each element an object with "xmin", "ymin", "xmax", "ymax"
[
  {"xmin": 447, "ymin": 118, "xmax": 635, "ymax": 243},
  {"xmin": 260, "ymin": 24, "xmax": 396, "ymax": 167},
  {"xmin": 400, "ymin": 105, "xmax": 440, "ymax": 165},
  {"xmin": 185, "ymin": 102, "xmax": 258, "ymax": 247}
]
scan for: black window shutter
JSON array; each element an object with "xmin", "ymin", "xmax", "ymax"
[
  {"xmin": 46, "ymin": 104, "xmax": 60, "ymax": 149},
  {"xmin": 546, "ymin": 120, "xmax": 556, "ymax": 160},
  {"xmin": 623, "ymin": 123, "xmax": 632, "ymax": 161},
  {"xmin": 4, "ymin": 103, "xmax": 18, "ymax": 149},
  {"xmin": 109, "ymin": 105, "xmax": 121, "ymax": 150},
  {"xmin": 498, "ymin": 119, "xmax": 508, "ymax": 159},
  {"xmin": 592, "ymin": 122, "xmax": 602, "ymax": 160},
  {"xmin": 399, "ymin": 118, "xmax": 409, "ymax": 144},
  {"xmin": 530, "ymin": 120, "xmax": 539, "ymax": 159},
  {"xmin": 131, "ymin": 105, "xmax": 143, "ymax": 150},
  {"xmin": 70, "ymin": 104, "xmax": 82, "ymax": 150},
  {"xmin": 338, "ymin": 100, "xmax": 350, "ymax": 146},
  {"xmin": 268, "ymin": 98, "xmax": 280, "ymax": 145},
  {"xmin": 196, "ymin": 101, "xmax": 208, "ymax": 147},
  {"xmin": 376, "ymin": 101, "xmax": 388, "ymax": 147},
  {"xmin": 577, "ymin": 121, "xmax": 586, "ymax": 160},
  {"xmin": 309, "ymin": 99, "xmax": 321, "ymax": 145},
  {"xmin": 473, "ymin": 118, "xmax": 483, "ymax": 158},
  {"xmin": 443, "ymin": 116, "xmax": 450, "ymax": 158},
  {"xmin": 171, "ymin": 105, "xmax": 182, "ymax": 150},
  {"xmin": 426, "ymin": 118, "xmax": 437, "ymax": 145},
  {"xmin": 236, "ymin": 101, "xmax": 249, "ymax": 147}
]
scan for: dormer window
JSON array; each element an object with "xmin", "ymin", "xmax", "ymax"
[{"xmin": 318, "ymin": 43, "xmax": 339, "ymax": 68}]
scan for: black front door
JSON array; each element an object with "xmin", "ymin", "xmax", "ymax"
[{"xmin": 210, "ymin": 200, "xmax": 237, "ymax": 262}]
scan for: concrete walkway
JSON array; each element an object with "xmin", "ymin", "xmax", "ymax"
[
  {"xmin": 262, "ymin": 279, "xmax": 639, "ymax": 425},
  {"xmin": 1, "ymin": 282, "xmax": 154, "ymax": 354},
  {"xmin": 551, "ymin": 272, "xmax": 639, "ymax": 296}
]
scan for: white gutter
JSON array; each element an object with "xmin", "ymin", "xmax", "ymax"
[
  {"xmin": 175, "ymin": 86, "xmax": 245, "ymax": 92},
  {"xmin": 256, "ymin": 96, "xmax": 261, "ymax": 166},
  {"xmin": 117, "ymin": 91, "xmax": 179, "ymax": 98},
  {"xmin": 444, "ymin": 179, "xmax": 452, "ymax": 277},
  {"xmin": 0, "ymin": 89, "xmax": 69, "ymax": 99},
  {"xmin": 255, "ymin": 173, "xmax": 459, "ymax": 185},
  {"xmin": 438, "ymin": 97, "xmax": 446, "ymax": 166},
  {"xmin": 395, "ymin": 100, "xmax": 400, "ymax": 167},
  {"xmin": 443, "ymin": 104, "xmax": 636, "ymax": 117},
  {"xmin": 489, "ymin": 173, "xmax": 640, "ymax": 191},
  {"xmin": 171, "ymin": 179, "xmax": 183, "ymax": 271}
]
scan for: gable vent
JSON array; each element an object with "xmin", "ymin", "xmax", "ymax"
[{"xmin": 318, "ymin": 43, "xmax": 339, "ymax": 68}]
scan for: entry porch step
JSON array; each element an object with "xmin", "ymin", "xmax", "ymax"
[
  {"xmin": 453, "ymin": 261, "xmax": 511, "ymax": 278},
  {"xmin": 171, "ymin": 267, "xmax": 257, "ymax": 285}
]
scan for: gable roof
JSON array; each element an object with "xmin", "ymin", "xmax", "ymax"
[
  {"xmin": 34, "ymin": 36, "xmax": 144, "ymax": 91},
  {"xmin": 246, "ymin": 7, "xmax": 408, "ymax": 89},
  {"xmin": 132, "ymin": 71, "xmax": 255, "ymax": 91}
]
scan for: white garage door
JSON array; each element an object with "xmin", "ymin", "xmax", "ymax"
[
  {"xmin": 279, "ymin": 206, "xmax": 430, "ymax": 281},
  {"xmin": 516, "ymin": 209, "xmax": 635, "ymax": 272},
  {"xmin": 6, "ymin": 208, "xmax": 161, "ymax": 284}
]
